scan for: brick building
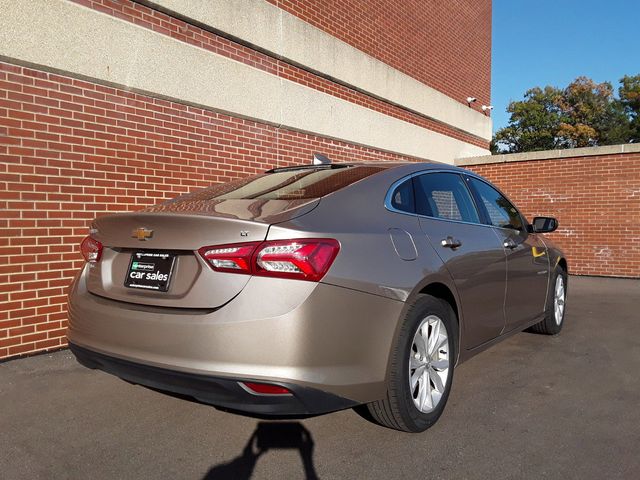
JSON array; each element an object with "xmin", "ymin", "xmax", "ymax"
[{"xmin": 0, "ymin": 0, "xmax": 493, "ymax": 359}]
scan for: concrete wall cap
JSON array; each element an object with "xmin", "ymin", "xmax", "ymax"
[{"xmin": 455, "ymin": 143, "xmax": 640, "ymax": 166}]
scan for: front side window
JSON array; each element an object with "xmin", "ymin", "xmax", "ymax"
[
  {"xmin": 413, "ymin": 173, "xmax": 480, "ymax": 224},
  {"xmin": 467, "ymin": 177, "xmax": 524, "ymax": 230}
]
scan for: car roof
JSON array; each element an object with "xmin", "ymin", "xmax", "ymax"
[{"xmin": 267, "ymin": 160, "xmax": 466, "ymax": 175}]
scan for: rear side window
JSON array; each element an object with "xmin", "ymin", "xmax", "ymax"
[
  {"xmin": 413, "ymin": 173, "xmax": 480, "ymax": 224},
  {"xmin": 390, "ymin": 178, "xmax": 415, "ymax": 213},
  {"xmin": 169, "ymin": 166, "xmax": 385, "ymax": 202},
  {"xmin": 467, "ymin": 177, "xmax": 524, "ymax": 230}
]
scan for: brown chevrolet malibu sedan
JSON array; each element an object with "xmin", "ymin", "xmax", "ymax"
[{"xmin": 67, "ymin": 160, "xmax": 567, "ymax": 432}]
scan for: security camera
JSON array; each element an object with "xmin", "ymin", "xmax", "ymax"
[
  {"xmin": 466, "ymin": 97, "xmax": 477, "ymax": 104},
  {"xmin": 482, "ymin": 105, "xmax": 494, "ymax": 111}
]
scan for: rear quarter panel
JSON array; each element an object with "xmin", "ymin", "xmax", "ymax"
[
  {"xmin": 266, "ymin": 167, "xmax": 450, "ymax": 301},
  {"xmin": 266, "ymin": 166, "xmax": 467, "ymax": 364}
]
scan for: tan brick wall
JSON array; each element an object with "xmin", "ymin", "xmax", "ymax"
[{"xmin": 465, "ymin": 154, "xmax": 640, "ymax": 278}]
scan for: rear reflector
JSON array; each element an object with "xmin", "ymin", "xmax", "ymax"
[
  {"xmin": 240, "ymin": 382, "xmax": 292, "ymax": 396},
  {"xmin": 198, "ymin": 238, "xmax": 339, "ymax": 282},
  {"xmin": 80, "ymin": 236, "xmax": 103, "ymax": 263}
]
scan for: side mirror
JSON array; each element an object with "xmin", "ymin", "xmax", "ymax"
[{"xmin": 530, "ymin": 216, "xmax": 558, "ymax": 234}]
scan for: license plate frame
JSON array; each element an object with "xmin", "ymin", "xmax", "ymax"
[{"xmin": 124, "ymin": 251, "xmax": 176, "ymax": 292}]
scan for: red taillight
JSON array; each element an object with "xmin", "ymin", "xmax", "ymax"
[
  {"xmin": 80, "ymin": 236, "xmax": 103, "ymax": 263},
  {"xmin": 198, "ymin": 238, "xmax": 339, "ymax": 282},
  {"xmin": 198, "ymin": 242, "xmax": 261, "ymax": 274},
  {"xmin": 254, "ymin": 239, "xmax": 340, "ymax": 282},
  {"xmin": 240, "ymin": 382, "xmax": 292, "ymax": 396}
]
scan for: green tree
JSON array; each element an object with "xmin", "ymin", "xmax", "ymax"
[
  {"xmin": 557, "ymin": 77, "xmax": 630, "ymax": 147},
  {"xmin": 493, "ymin": 75, "xmax": 637, "ymax": 153},
  {"xmin": 492, "ymin": 86, "xmax": 565, "ymax": 153},
  {"xmin": 619, "ymin": 74, "xmax": 640, "ymax": 142}
]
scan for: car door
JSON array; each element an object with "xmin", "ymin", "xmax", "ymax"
[
  {"xmin": 413, "ymin": 172, "xmax": 507, "ymax": 349},
  {"xmin": 465, "ymin": 176, "xmax": 549, "ymax": 332}
]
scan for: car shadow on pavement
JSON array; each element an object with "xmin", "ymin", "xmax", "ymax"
[{"xmin": 202, "ymin": 421, "xmax": 319, "ymax": 480}]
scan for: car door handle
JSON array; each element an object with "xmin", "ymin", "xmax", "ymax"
[
  {"xmin": 503, "ymin": 238, "xmax": 518, "ymax": 249},
  {"xmin": 441, "ymin": 236, "xmax": 462, "ymax": 249}
]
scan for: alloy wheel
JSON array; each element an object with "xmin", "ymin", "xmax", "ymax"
[
  {"xmin": 554, "ymin": 275, "xmax": 566, "ymax": 325},
  {"xmin": 409, "ymin": 315, "xmax": 450, "ymax": 413}
]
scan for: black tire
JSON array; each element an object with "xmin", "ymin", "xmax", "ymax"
[
  {"xmin": 363, "ymin": 294, "xmax": 457, "ymax": 432},
  {"xmin": 528, "ymin": 266, "xmax": 567, "ymax": 335}
]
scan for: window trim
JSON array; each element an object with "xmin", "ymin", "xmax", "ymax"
[
  {"xmin": 384, "ymin": 170, "xmax": 484, "ymax": 227},
  {"xmin": 388, "ymin": 175, "xmax": 416, "ymax": 214},
  {"xmin": 413, "ymin": 171, "xmax": 481, "ymax": 224},
  {"xmin": 462, "ymin": 174, "xmax": 529, "ymax": 232},
  {"xmin": 384, "ymin": 169, "xmax": 529, "ymax": 232}
]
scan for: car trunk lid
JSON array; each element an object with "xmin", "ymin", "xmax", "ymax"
[
  {"xmin": 83, "ymin": 164, "xmax": 388, "ymax": 309},
  {"xmin": 86, "ymin": 198, "xmax": 318, "ymax": 308}
]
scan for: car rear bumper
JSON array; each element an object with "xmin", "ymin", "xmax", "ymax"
[
  {"xmin": 70, "ymin": 343, "xmax": 357, "ymax": 416},
  {"xmin": 67, "ymin": 266, "xmax": 404, "ymax": 409}
]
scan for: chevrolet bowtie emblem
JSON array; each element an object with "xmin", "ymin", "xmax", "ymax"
[{"xmin": 132, "ymin": 227, "xmax": 153, "ymax": 241}]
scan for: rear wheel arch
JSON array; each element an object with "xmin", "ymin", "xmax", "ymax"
[
  {"xmin": 420, "ymin": 282, "xmax": 462, "ymax": 362},
  {"xmin": 419, "ymin": 283, "xmax": 459, "ymax": 328},
  {"xmin": 401, "ymin": 280, "xmax": 463, "ymax": 364},
  {"xmin": 379, "ymin": 275, "xmax": 463, "ymax": 393},
  {"xmin": 364, "ymin": 293, "xmax": 458, "ymax": 431}
]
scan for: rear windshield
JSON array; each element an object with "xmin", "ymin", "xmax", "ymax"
[{"xmin": 177, "ymin": 166, "xmax": 385, "ymax": 201}]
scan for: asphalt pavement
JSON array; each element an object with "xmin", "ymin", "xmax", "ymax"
[{"xmin": 1, "ymin": 276, "xmax": 639, "ymax": 479}]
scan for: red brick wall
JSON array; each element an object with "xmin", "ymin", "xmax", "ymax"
[
  {"xmin": 1, "ymin": 0, "xmax": 493, "ymax": 360},
  {"xmin": 267, "ymin": 0, "xmax": 492, "ymax": 110},
  {"xmin": 0, "ymin": 62, "xmax": 418, "ymax": 361},
  {"xmin": 4, "ymin": 58, "xmax": 635, "ymax": 361},
  {"xmin": 466, "ymin": 154, "xmax": 640, "ymax": 278}
]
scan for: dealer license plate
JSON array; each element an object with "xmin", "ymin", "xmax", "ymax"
[{"xmin": 124, "ymin": 251, "xmax": 176, "ymax": 292}]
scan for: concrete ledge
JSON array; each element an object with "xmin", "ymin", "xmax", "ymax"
[
  {"xmin": 455, "ymin": 143, "xmax": 640, "ymax": 166},
  {"xmin": 144, "ymin": 0, "xmax": 492, "ymax": 141}
]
